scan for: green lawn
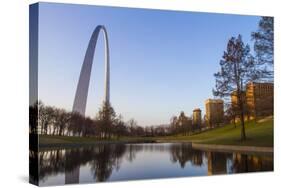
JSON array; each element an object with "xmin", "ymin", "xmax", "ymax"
[
  {"xmin": 39, "ymin": 135, "xmax": 100, "ymax": 145},
  {"xmin": 39, "ymin": 134, "xmax": 155, "ymax": 146},
  {"xmin": 39, "ymin": 117, "xmax": 273, "ymax": 148},
  {"xmin": 161, "ymin": 118, "xmax": 273, "ymax": 147}
]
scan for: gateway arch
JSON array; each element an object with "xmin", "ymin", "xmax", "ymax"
[
  {"xmin": 72, "ymin": 25, "xmax": 110, "ymax": 116},
  {"xmin": 66, "ymin": 25, "xmax": 110, "ymax": 184}
]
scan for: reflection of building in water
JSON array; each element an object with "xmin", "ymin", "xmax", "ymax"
[
  {"xmin": 207, "ymin": 152, "xmax": 227, "ymax": 175},
  {"xmin": 205, "ymin": 99, "xmax": 224, "ymax": 128},
  {"xmin": 231, "ymin": 153, "xmax": 273, "ymax": 173},
  {"xmin": 192, "ymin": 108, "xmax": 202, "ymax": 127},
  {"xmin": 191, "ymin": 151, "xmax": 203, "ymax": 166}
]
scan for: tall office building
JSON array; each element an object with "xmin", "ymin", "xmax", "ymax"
[
  {"xmin": 205, "ymin": 99, "xmax": 224, "ymax": 128},
  {"xmin": 192, "ymin": 108, "xmax": 202, "ymax": 126},
  {"xmin": 231, "ymin": 82, "xmax": 273, "ymax": 122},
  {"xmin": 246, "ymin": 82, "xmax": 273, "ymax": 118}
]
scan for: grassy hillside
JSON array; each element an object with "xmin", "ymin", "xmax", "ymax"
[{"xmin": 162, "ymin": 118, "xmax": 273, "ymax": 147}]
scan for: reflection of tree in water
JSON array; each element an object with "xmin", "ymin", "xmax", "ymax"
[
  {"xmin": 230, "ymin": 153, "xmax": 273, "ymax": 173},
  {"xmin": 38, "ymin": 149, "xmax": 66, "ymax": 182},
  {"xmin": 191, "ymin": 150, "xmax": 204, "ymax": 166},
  {"xmin": 125, "ymin": 144, "xmax": 166, "ymax": 162},
  {"xmin": 125, "ymin": 144, "xmax": 138, "ymax": 162},
  {"xmin": 126, "ymin": 144, "xmax": 143, "ymax": 162},
  {"xmin": 90, "ymin": 145, "xmax": 115, "ymax": 181},
  {"xmin": 207, "ymin": 152, "xmax": 228, "ymax": 175},
  {"xmin": 29, "ymin": 150, "xmax": 39, "ymax": 184},
  {"xmin": 38, "ymin": 144, "xmax": 126, "ymax": 183},
  {"xmin": 169, "ymin": 144, "xmax": 204, "ymax": 168},
  {"xmin": 90, "ymin": 144, "xmax": 126, "ymax": 182},
  {"xmin": 37, "ymin": 143, "xmax": 274, "ymax": 184}
]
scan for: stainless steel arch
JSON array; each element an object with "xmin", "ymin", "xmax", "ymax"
[{"xmin": 72, "ymin": 25, "xmax": 110, "ymax": 116}]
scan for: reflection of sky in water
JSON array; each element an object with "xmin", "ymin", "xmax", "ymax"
[
  {"xmin": 107, "ymin": 149, "xmax": 207, "ymax": 181},
  {"xmin": 37, "ymin": 143, "xmax": 273, "ymax": 186},
  {"xmin": 40, "ymin": 173, "xmax": 65, "ymax": 186},
  {"xmin": 77, "ymin": 144, "xmax": 208, "ymax": 183}
]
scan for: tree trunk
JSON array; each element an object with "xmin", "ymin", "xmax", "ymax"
[
  {"xmin": 239, "ymin": 96, "xmax": 246, "ymax": 141},
  {"xmin": 240, "ymin": 111, "xmax": 246, "ymax": 141},
  {"xmin": 237, "ymin": 85, "xmax": 246, "ymax": 141},
  {"xmin": 254, "ymin": 108, "xmax": 257, "ymax": 126},
  {"xmin": 233, "ymin": 115, "xmax": 236, "ymax": 128}
]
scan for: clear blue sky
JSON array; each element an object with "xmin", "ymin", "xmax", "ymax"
[{"xmin": 37, "ymin": 2, "xmax": 260, "ymax": 126}]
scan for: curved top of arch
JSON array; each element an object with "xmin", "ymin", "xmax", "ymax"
[{"xmin": 72, "ymin": 25, "xmax": 110, "ymax": 116}]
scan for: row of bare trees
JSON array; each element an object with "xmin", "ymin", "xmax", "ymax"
[
  {"xmin": 170, "ymin": 111, "xmax": 202, "ymax": 135},
  {"xmin": 30, "ymin": 101, "xmax": 130, "ymax": 138},
  {"xmin": 30, "ymin": 101, "xmax": 173, "ymax": 138}
]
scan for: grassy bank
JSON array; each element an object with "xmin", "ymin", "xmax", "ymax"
[
  {"xmin": 39, "ymin": 134, "xmax": 156, "ymax": 148},
  {"xmin": 39, "ymin": 117, "xmax": 273, "ymax": 148},
  {"xmin": 161, "ymin": 118, "xmax": 273, "ymax": 147}
]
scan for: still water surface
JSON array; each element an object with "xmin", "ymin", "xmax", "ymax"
[{"xmin": 35, "ymin": 143, "xmax": 273, "ymax": 186}]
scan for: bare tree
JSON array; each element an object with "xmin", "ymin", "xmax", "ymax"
[
  {"xmin": 127, "ymin": 119, "xmax": 138, "ymax": 136},
  {"xmin": 96, "ymin": 102, "xmax": 116, "ymax": 139},
  {"xmin": 170, "ymin": 116, "xmax": 178, "ymax": 134},
  {"xmin": 252, "ymin": 16, "xmax": 274, "ymax": 81},
  {"xmin": 213, "ymin": 35, "xmax": 259, "ymax": 141},
  {"xmin": 38, "ymin": 102, "xmax": 55, "ymax": 135}
]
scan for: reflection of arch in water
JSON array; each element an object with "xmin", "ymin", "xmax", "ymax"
[{"xmin": 72, "ymin": 25, "xmax": 110, "ymax": 116}]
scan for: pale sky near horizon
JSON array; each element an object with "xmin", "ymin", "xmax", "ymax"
[{"xmin": 36, "ymin": 2, "xmax": 261, "ymax": 126}]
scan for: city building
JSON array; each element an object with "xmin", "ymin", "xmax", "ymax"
[
  {"xmin": 231, "ymin": 82, "xmax": 273, "ymax": 122},
  {"xmin": 192, "ymin": 108, "xmax": 202, "ymax": 126},
  {"xmin": 246, "ymin": 82, "xmax": 273, "ymax": 118},
  {"xmin": 205, "ymin": 99, "xmax": 224, "ymax": 128}
]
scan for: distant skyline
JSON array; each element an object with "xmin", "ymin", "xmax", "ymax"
[{"xmin": 37, "ymin": 2, "xmax": 261, "ymax": 126}]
